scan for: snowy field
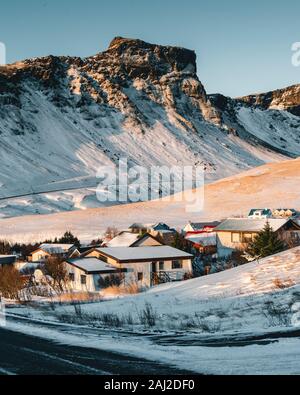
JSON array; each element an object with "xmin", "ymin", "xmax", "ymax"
[
  {"xmin": 6, "ymin": 246, "xmax": 300, "ymax": 374},
  {"xmin": 0, "ymin": 157, "xmax": 299, "ymax": 243}
]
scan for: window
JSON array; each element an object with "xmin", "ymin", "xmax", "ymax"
[
  {"xmin": 172, "ymin": 260, "xmax": 183, "ymax": 269},
  {"xmin": 69, "ymin": 273, "xmax": 75, "ymax": 282},
  {"xmin": 231, "ymin": 233, "xmax": 241, "ymax": 243},
  {"xmin": 137, "ymin": 272, "xmax": 143, "ymax": 281},
  {"xmin": 81, "ymin": 275, "xmax": 87, "ymax": 285},
  {"xmin": 242, "ymin": 233, "xmax": 253, "ymax": 243},
  {"xmin": 159, "ymin": 261, "xmax": 164, "ymax": 271}
]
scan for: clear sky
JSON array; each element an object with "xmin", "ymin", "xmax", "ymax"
[{"xmin": 0, "ymin": 0, "xmax": 299, "ymax": 97}]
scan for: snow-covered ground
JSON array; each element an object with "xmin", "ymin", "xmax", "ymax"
[
  {"xmin": 0, "ymin": 157, "xmax": 299, "ymax": 243},
  {"xmin": 6, "ymin": 247, "xmax": 300, "ymax": 374}
]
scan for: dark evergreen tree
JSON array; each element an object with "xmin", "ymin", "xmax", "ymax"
[
  {"xmin": 247, "ymin": 222, "xmax": 285, "ymax": 259},
  {"xmin": 58, "ymin": 231, "xmax": 80, "ymax": 247}
]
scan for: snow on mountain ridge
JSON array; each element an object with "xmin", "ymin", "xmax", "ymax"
[{"xmin": 0, "ymin": 37, "xmax": 299, "ymax": 215}]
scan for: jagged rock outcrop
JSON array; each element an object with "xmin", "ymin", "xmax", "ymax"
[
  {"xmin": 0, "ymin": 37, "xmax": 300, "ymax": 206},
  {"xmin": 237, "ymin": 84, "xmax": 300, "ymax": 116}
]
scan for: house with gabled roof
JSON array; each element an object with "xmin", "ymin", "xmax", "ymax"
[
  {"xmin": 215, "ymin": 218, "xmax": 300, "ymax": 257},
  {"xmin": 28, "ymin": 243, "xmax": 76, "ymax": 263},
  {"xmin": 82, "ymin": 246, "xmax": 193, "ymax": 287},
  {"xmin": 248, "ymin": 209, "xmax": 272, "ymax": 219},
  {"xmin": 103, "ymin": 231, "xmax": 163, "ymax": 248},
  {"xmin": 65, "ymin": 257, "xmax": 127, "ymax": 292},
  {"xmin": 183, "ymin": 221, "xmax": 221, "ymax": 234}
]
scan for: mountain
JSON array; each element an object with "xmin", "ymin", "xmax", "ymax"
[
  {"xmin": 0, "ymin": 37, "xmax": 300, "ymax": 215},
  {"xmin": 1, "ymin": 157, "xmax": 299, "ymax": 243}
]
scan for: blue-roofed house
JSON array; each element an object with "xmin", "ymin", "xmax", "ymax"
[{"xmin": 248, "ymin": 209, "xmax": 272, "ymax": 219}]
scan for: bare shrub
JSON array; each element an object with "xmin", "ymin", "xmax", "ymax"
[
  {"xmin": 262, "ymin": 301, "xmax": 291, "ymax": 327},
  {"xmin": 138, "ymin": 303, "xmax": 157, "ymax": 327},
  {"xmin": 98, "ymin": 273, "xmax": 125, "ymax": 289},
  {"xmin": 0, "ymin": 266, "xmax": 26, "ymax": 300},
  {"xmin": 97, "ymin": 313, "xmax": 123, "ymax": 328},
  {"xmin": 58, "ymin": 292, "xmax": 102, "ymax": 303},
  {"xmin": 44, "ymin": 255, "xmax": 69, "ymax": 293},
  {"xmin": 273, "ymin": 278, "xmax": 296, "ymax": 290},
  {"xmin": 101, "ymin": 281, "xmax": 142, "ymax": 297},
  {"xmin": 183, "ymin": 272, "xmax": 194, "ymax": 281}
]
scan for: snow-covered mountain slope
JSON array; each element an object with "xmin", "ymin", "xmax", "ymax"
[
  {"xmin": 1, "ymin": 157, "xmax": 299, "ymax": 242},
  {"xmin": 0, "ymin": 36, "xmax": 300, "ymax": 208}
]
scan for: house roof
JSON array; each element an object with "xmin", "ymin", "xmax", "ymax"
[
  {"xmin": 95, "ymin": 246, "xmax": 193, "ymax": 263},
  {"xmin": 106, "ymin": 232, "xmax": 140, "ymax": 247},
  {"xmin": 186, "ymin": 233, "xmax": 217, "ymax": 247},
  {"xmin": 37, "ymin": 244, "xmax": 75, "ymax": 254},
  {"xmin": 130, "ymin": 233, "xmax": 164, "ymax": 247},
  {"xmin": 186, "ymin": 221, "xmax": 221, "ymax": 231},
  {"xmin": 248, "ymin": 209, "xmax": 272, "ymax": 216},
  {"xmin": 66, "ymin": 257, "xmax": 122, "ymax": 274},
  {"xmin": 151, "ymin": 223, "xmax": 171, "ymax": 231},
  {"xmin": 0, "ymin": 255, "xmax": 16, "ymax": 265},
  {"xmin": 215, "ymin": 218, "xmax": 291, "ymax": 233}
]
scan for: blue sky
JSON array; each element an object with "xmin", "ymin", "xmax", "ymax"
[{"xmin": 0, "ymin": 0, "xmax": 299, "ymax": 96}]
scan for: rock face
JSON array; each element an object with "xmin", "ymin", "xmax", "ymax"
[
  {"xmin": 0, "ymin": 37, "xmax": 300, "ymax": 204},
  {"xmin": 237, "ymin": 84, "xmax": 300, "ymax": 115}
]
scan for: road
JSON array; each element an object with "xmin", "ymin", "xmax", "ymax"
[{"xmin": 0, "ymin": 326, "xmax": 190, "ymax": 376}]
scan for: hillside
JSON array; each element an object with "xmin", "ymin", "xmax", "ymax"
[
  {"xmin": 1, "ymin": 37, "xmax": 300, "ymax": 216},
  {"xmin": 0, "ymin": 157, "xmax": 299, "ymax": 243},
  {"xmin": 8, "ymin": 246, "xmax": 300, "ymax": 375}
]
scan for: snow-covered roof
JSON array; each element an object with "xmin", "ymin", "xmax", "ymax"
[
  {"xmin": 0, "ymin": 255, "xmax": 16, "ymax": 264},
  {"xmin": 38, "ymin": 244, "xmax": 74, "ymax": 254},
  {"xmin": 186, "ymin": 233, "xmax": 217, "ymax": 247},
  {"xmin": 96, "ymin": 246, "xmax": 193, "ymax": 262},
  {"xmin": 215, "ymin": 218, "xmax": 290, "ymax": 232},
  {"xmin": 67, "ymin": 258, "xmax": 120, "ymax": 274},
  {"xmin": 185, "ymin": 222, "xmax": 220, "ymax": 231},
  {"xmin": 106, "ymin": 232, "xmax": 140, "ymax": 247},
  {"xmin": 248, "ymin": 208, "xmax": 272, "ymax": 216}
]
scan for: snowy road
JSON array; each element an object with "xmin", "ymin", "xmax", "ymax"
[{"xmin": 0, "ymin": 326, "xmax": 190, "ymax": 376}]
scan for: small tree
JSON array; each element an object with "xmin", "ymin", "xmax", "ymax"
[
  {"xmin": 105, "ymin": 227, "xmax": 119, "ymax": 241},
  {"xmin": 246, "ymin": 222, "xmax": 285, "ymax": 260},
  {"xmin": 0, "ymin": 266, "xmax": 26, "ymax": 300},
  {"xmin": 172, "ymin": 232, "xmax": 193, "ymax": 253},
  {"xmin": 58, "ymin": 231, "xmax": 80, "ymax": 247},
  {"xmin": 0, "ymin": 240, "xmax": 12, "ymax": 255},
  {"xmin": 44, "ymin": 255, "xmax": 69, "ymax": 293}
]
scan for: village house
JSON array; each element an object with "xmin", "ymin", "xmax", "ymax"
[
  {"xmin": 81, "ymin": 246, "xmax": 193, "ymax": 287},
  {"xmin": 183, "ymin": 221, "xmax": 220, "ymax": 234},
  {"xmin": 28, "ymin": 244, "xmax": 76, "ymax": 263},
  {"xmin": 215, "ymin": 218, "xmax": 300, "ymax": 258},
  {"xmin": 185, "ymin": 233, "xmax": 217, "ymax": 256},
  {"xmin": 104, "ymin": 231, "xmax": 163, "ymax": 248},
  {"xmin": 272, "ymin": 208, "xmax": 298, "ymax": 218},
  {"xmin": 65, "ymin": 257, "xmax": 127, "ymax": 292},
  {"xmin": 248, "ymin": 208, "xmax": 298, "ymax": 219},
  {"xmin": 248, "ymin": 209, "xmax": 272, "ymax": 219}
]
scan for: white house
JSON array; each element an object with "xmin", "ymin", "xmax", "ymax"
[
  {"xmin": 83, "ymin": 246, "xmax": 193, "ymax": 287},
  {"xmin": 248, "ymin": 209, "xmax": 272, "ymax": 219},
  {"xmin": 65, "ymin": 257, "xmax": 127, "ymax": 292},
  {"xmin": 28, "ymin": 244, "xmax": 75, "ymax": 263}
]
